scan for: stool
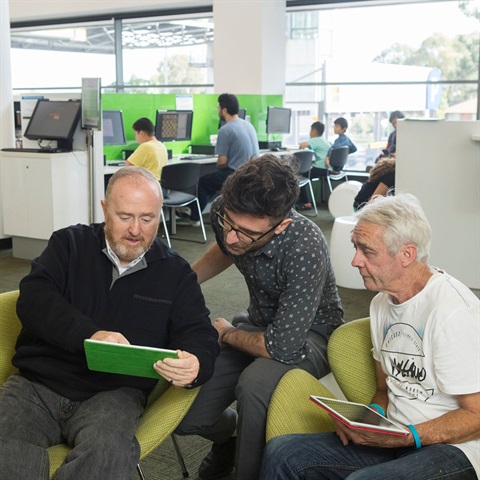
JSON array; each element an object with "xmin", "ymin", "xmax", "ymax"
[
  {"xmin": 328, "ymin": 180, "xmax": 363, "ymax": 218},
  {"xmin": 330, "ymin": 215, "xmax": 366, "ymax": 289}
]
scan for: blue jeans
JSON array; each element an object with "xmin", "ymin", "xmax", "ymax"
[
  {"xmin": 260, "ymin": 432, "xmax": 476, "ymax": 480},
  {"xmin": 0, "ymin": 373, "xmax": 145, "ymax": 480}
]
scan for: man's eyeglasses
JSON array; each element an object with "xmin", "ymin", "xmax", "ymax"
[{"xmin": 216, "ymin": 212, "xmax": 282, "ymax": 246}]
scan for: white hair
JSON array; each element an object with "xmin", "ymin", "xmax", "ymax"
[{"xmin": 355, "ymin": 193, "xmax": 431, "ymax": 262}]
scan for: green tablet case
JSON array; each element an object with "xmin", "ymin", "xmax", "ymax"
[{"xmin": 84, "ymin": 339, "xmax": 178, "ymax": 379}]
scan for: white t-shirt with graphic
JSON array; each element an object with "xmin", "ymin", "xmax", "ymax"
[{"xmin": 371, "ymin": 268, "xmax": 480, "ymax": 475}]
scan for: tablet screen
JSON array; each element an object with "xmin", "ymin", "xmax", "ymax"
[{"xmin": 310, "ymin": 396, "xmax": 408, "ymax": 436}]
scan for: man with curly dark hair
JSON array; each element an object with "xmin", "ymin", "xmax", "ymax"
[{"xmin": 175, "ymin": 154, "xmax": 344, "ymax": 480}]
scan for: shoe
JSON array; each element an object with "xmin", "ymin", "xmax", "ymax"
[
  {"xmin": 198, "ymin": 437, "xmax": 236, "ymax": 480},
  {"xmin": 297, "ymin": 203, "xmax": 313, "ymax": 211},
  {"xmin": 176, "ymin": 206, "xmax": 192, "ymax": 219},
  {"xmin": 190, "ymin": 220, "xmax": 201, "ymax": 227}
]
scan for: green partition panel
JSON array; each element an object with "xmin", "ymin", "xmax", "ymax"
[{"xmin": 102, "ymin": 93, "xmax": 283, "ymax": 160}]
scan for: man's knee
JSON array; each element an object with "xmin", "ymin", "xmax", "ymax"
[{"xmin": 235, "ymin": 359, "xmax": 291, "ymax": 405}]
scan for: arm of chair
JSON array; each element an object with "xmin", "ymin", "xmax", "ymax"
[
  {"xmin": 136, "ymin": 384, "xmax": 201, "ymax": 459},
  {"xmin": 266, "ymin": 369, "xmax": 336, "ymax": 443},
  {"xmin": 328, "ymin": 318, "xmax": 376, "ymax": 405}
]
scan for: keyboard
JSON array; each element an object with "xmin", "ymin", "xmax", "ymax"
[
  {"xmin": 1, "ymin": 147, "xmax": 67, "ymax": 154},
  {"xmin": 180, "ymin": 155, "xmax": 214, "ymax": 160},
  {"xmin": 107, "ymin": 161, "xmax": 125, "ymax": 166}
]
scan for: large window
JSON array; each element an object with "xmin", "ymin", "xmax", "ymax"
[
  {"xmin": 10, "ymin": 22, "xmax": 116, "ymax": 92},
  {"xmin": 284, "ymin": 0, "xmax": 479, "ymax": 169},
  {"xmin": 10, "ymin": 15, "xmax": 214, "ymax": 94},
  {"xmin": 122, "ymin": 16, "xmax": 214, "ymax": 93},
  {"xmin": 9, "ymin": 0, "xmax": 479, "ymax": 169}
]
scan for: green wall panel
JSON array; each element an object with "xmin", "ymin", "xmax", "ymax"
[{"xmin": 102, "ymin": 93, "xmax": 283, "ymax": 160}]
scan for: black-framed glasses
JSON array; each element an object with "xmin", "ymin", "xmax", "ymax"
[{"xmin": 216, "ymin": 212, "xmax": 282, "ymax": 246}]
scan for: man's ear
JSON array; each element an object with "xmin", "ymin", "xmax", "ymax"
[
  {"xmin": 400, "ymin": 244, "xmax": 418, "ymax": 266},
  {"xmin": 275, "ymin": 218, "xmax": 292, "ymax": 235}
]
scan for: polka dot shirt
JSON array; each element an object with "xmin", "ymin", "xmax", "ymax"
[{"xmin": 211, "ymin": 197, "xmax": 344, "ymax": 364}]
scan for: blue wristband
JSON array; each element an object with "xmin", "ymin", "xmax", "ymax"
[
  {"xmin": 368, "ymin": 403, "xmax": 386, "ymax": 417},
  {"xmin": 407, "ymin": 424, "xmax": 422, "ymax": 449}
]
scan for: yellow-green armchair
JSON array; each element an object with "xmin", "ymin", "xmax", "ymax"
[
  {"xmin": 266, "ymin": 318, "xmax": 376, "ymax": 441},
  {"xmin": 0, "ymin": 290, "xmax": 199, "ymax": 479}
]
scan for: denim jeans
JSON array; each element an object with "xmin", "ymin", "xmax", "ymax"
[
  {"xmin": 260, "ymin": 432, "xmax": 476, "ymax": 480},
  {"xmin": 0, "ymin": 373, "xmax": 145, "ymax": 480}
]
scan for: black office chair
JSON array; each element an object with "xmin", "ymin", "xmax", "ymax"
[
  {"xmin": 292, "ymin": 150, "xmax": 318, "ymax": 216},
  {"xmin": 161, "ymin": 162, "xmax": 207, "ymax": 243},
  {"xmin": 159, "ymin": 209, "xmax": 171, "ymax": 248},
  {"xmin": 327, "ymin": 146, "xmax": 349, "ymax": 192}
]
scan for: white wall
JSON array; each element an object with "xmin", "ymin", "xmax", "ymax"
[
  {"xmin": 1, "ymin": 0, "xmax": 15, "ymax": 239},
  {"xmin": 396, "ymin": 120, "xmax": 480, "ymax": 289}
]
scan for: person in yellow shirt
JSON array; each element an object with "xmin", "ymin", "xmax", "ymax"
[{"xmin": 126, "ymin": 118, "xmax": 168, "ymax": 182}]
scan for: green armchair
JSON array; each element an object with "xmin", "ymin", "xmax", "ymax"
[
  {"xmin": 266, "ymin": 318, "xmax": 376, "ymax": 442},
  {"xmin": 0, "ymin": 290, "xmax": 199, "ymax": 479}
]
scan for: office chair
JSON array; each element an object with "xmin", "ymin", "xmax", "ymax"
[
  {"xmin": 266, "ymin": 317, "xmax": 375, "ymax": 441},
  {"xmin": 292, "ymin": 150, "xmax": 318, "ymax": 216},
  {"xmin": 327, "ymin": 146, "xmax": 350, "ymax": 193},
  {"xmin": 0, "ymin": 290, "xmax": 198, "ymax": 480},
  {"xmin": 161, "ymin": 162, "xmax": 207, "ymax": 244},
  {"xmin": 159, "ymin": 208, "xmax": 171, "ymax": 248}
]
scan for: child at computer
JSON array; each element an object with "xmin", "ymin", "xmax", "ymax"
[
  {"xmin": 325, "ymin": 117, "xmax": 357, "ymax": 170},
  {"xmin": 296, "ymin": 121, "xmax": 331, "ymax": 210}
]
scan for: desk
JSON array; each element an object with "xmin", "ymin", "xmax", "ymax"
[{"xmin": 104, "ymin": 154, "xmax": 218, "ymax": 177}]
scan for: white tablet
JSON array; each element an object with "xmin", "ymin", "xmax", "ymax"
[{"xmin": 310, "ymin": 395, "xmax": 409, "ymax": 436}]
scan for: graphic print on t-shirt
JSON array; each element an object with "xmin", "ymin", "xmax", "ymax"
[{"xmin": 382, "ymin": 323, "xmax": 434, "ymax": 402}]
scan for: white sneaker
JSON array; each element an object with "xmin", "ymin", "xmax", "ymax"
[
  {"xmin": 176, "ymin": 207, "xmax": 192, "ymax": 219},
  {"xmin": 190, "ymin": 220, "xmax": 201, "ymax": 227}
]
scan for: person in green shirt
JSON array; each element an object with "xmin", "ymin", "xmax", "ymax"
[{"xmin": 297, "ymin": 121, "xmax": 331, "ymax": 210}]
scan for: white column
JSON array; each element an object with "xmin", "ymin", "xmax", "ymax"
[
  {"xmin": 213, "ymin": 0, "xmax": 286, "ymax": 95},
  {"xmin": 0, "ymin": 0, "xmax": 15, "ymax": 239}
]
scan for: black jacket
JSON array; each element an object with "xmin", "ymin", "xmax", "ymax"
[{"xmin": 14, "ymin": 223, "xmax": 219, "ymax": 401}]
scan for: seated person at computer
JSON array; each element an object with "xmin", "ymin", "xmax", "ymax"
[
  {"xmin": 297, "ymin": 121, "xmax": 331, "ymax": 210},
  {"xmin": 376, "ymin": 110, "xmax": 405, "ymax": 163},
  {"xmin": 125, "ymin": 117, "xmax": 168, "ymax": 184},
  {"xmin": 354, "ymin": 158, "xmax": 395, "ymax": 211},
  {"xmin": 181, "ymin": 93, "xmax": 259, "ymax": 227},
  {"xmin": 325, "ymin": 117, "xmax": 357, "ymax": 171}
]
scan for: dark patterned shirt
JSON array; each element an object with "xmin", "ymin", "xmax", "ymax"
[{"xmin": 211, "ymin": 196, "xmax": 344, "ymax": 364}]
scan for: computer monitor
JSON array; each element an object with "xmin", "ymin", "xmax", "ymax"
[
  {"xmin": 102, "ymin": 110, "xmax": 126, "ymax": 145},
  {"xmin": 155, "ymin": 110, "xmax": 193, "ymax": 142},
  {"xmin": 24, "ymin": 99, "xmax": 81, "ymax": 150},
  {"xmin": 266, "ymin": 107, "xmax": 292, "ymax": 135},
  {"xmin": 219, "ymin": 108, "xmax": 246, "ymax": 129}
]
